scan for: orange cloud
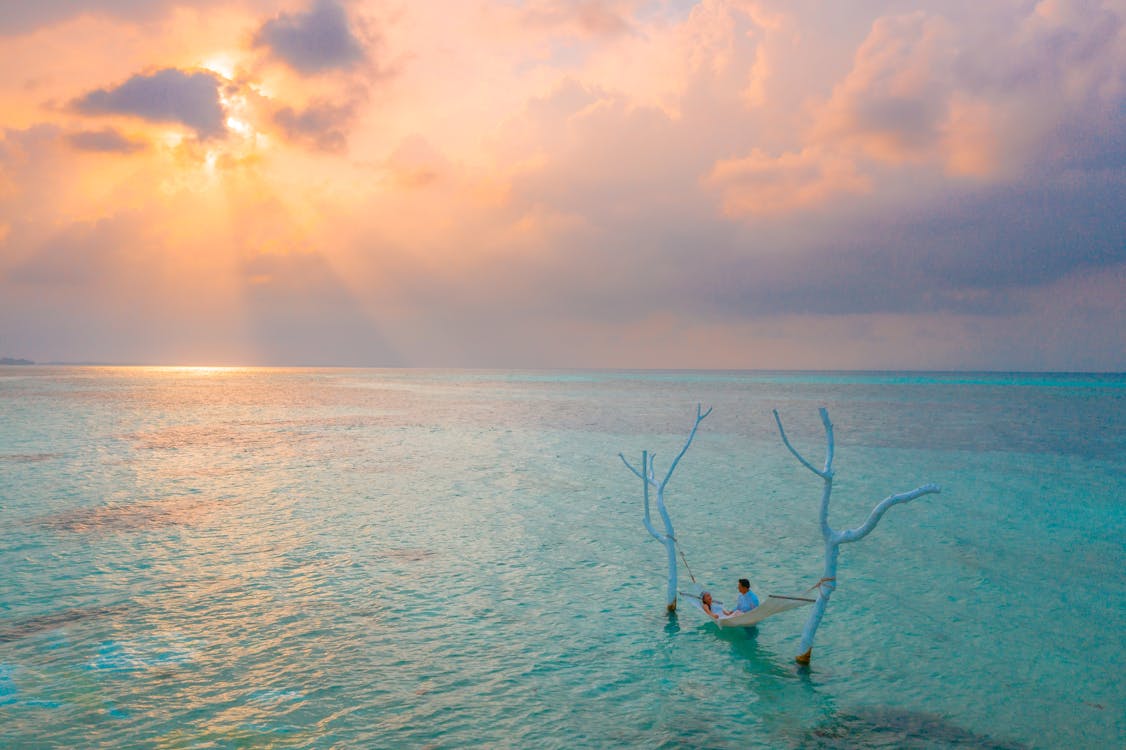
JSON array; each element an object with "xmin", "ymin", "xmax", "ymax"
[
  {"xmin": 813, "ymin": 13, "xmax": 954, "ymax": 164},
  {"xmin": 709, "ymin": 1, "xmax": 1125, "ymax": 221},
  {"xmin": 65, "ymin": 127, "xmax": 147, "ymax": 153},
  {"xmin": 514, "ymin": 0, "xmax": 633, "ymax": 38},
  {"xmin": 705, "ymin": 147, "xmax": 870, "ymax": 217}
]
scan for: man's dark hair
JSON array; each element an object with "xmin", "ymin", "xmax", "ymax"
[{"xmin": 738, "ymin": 578, "xmax": 750, "ymax": 589}]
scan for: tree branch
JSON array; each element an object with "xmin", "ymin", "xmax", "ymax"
[
  {"xmin": 773, "ymin": 409, "xmax": 829, "ymax": 478},
  {"xmin": 837, "ymin": 483, "xmax": 942, "ymax": 544},
  {"xmin": 642, "ymin": 451, "xmax": 668, "ymax": 542},
  {"xmin": 818, "ymin": 407, "xmax": 835, "ymax": 476},
  {"xmin": 618, "ymin": 453, "xmax": 646, "ymax": 481},
  {"xmin": 661, "ymin": 404, "xmax": 712, "ymax": 489}
]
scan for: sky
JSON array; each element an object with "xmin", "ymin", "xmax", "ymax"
[{"xmin": 0, "ymin": 0, "xmax": 1123, "ymax": 370}]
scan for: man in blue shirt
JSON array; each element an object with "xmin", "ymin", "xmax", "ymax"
[{"xmin": 723, "ymin": 578, "xmax": 759, "ymax": 615}]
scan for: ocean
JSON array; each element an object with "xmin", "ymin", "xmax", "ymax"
[{"xmin": 1, "ymin": 367, "xmax": 1123, "ymax": 748}]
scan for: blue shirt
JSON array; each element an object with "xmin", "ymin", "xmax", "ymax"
[{"xmin": 735, "ymin": 590, "xmax": 759, "ymax": 612}]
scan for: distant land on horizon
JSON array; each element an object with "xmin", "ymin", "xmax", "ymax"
[{"xmin": 0, "ymin": 357, "xmax": 34, "ymax": 365}]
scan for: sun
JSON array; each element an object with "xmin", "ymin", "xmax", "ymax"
[
  {"xmin": 186, "ymin": 55, "xmax": 273, "ymax": 175},
  {"xmin": 200, "ymin": 54, "xmax": 238, "ymax": 81},
  {"xmin": 198, "ymin": 53, "xmax": 269, "ymax": 143}
]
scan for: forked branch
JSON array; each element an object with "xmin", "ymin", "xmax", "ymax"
[
  {"xmin": 773, "ymin": 408, "xmax": 833, "ymax": 478},
  {"xmin": 620, "ymin": 405, "xmax": 712, "ymax": 612},
  {"xmin": 661, "ymin": 404, "xmax": 712, "ymax": 489}
]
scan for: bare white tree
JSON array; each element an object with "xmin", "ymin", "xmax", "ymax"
[
  {"xmin": 620, "ymin": 405, "xmax": 712, "ymax": 612},
  {"xmin": 774, "ymin": 407, "xmax": 941, "ymax": 664}
]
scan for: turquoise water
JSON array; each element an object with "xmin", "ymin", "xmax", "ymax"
[{"xmin": 1, "ymin": 367, "xmax": 1123, "ymax": 749}]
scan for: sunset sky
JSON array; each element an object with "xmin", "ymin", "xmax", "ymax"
[{"xmin": 1, "ymin": 0, "xmax": 1123, "ymax": 369}]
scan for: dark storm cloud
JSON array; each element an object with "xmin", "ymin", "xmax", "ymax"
[
  {"xmin": 71, "ymin": 68, "xmax": 227, "ymax": 139},
  {"xmin": 253, "ymin": 0, "xmax": 365, "ymax": 74},
  {"xmin": 273, "ymin": 99, "xmax": 356, "ymax": 151},
  {"xmin": 65, "ymin": 127, "xmax": 146, "ymax": 153}
]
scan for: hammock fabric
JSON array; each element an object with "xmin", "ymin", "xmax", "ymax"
[{"xmin": 681, "ymin": 582, "xmax": 815, "ymax": 628}]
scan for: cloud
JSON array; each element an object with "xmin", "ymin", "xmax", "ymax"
[
  {"xmin": 363, "ymin": 17, "xmax": 1124, "ymax": 335},
  {"xmin": 0, "ymin": 0, "xmax": 184, "ymax": 36},
  {"xmin": 0, "ymin": 125, "xmax": 89, "ymax": 228},
  {"xmin": 705, "ymin": 147, "xmax": 870, "ymax": 217},
  {"xmin": 814, "ymin": 12, "xmax": 955, "ymax": 164},
  {"xmin": 706, "ymin": 1, "xmax": 1126, "ymax": 214},
  {"xmin": 273, "ymin": 99, "xmax": 356, "ymax": 151},
  {"xmin": 1, "ymin": 0, "xmax": 1123, "ymax": 369},
  {"xmin": 65, "ymin": 127, "xmax": 146, "ymax": 153},
  {"xmin": 253, "ymin": 0, "xmax": 365, "ymax": 74},
  {"xmin": 7, "ymin": 217, "xmax": 132, "ymax": 285},
  {"xmin": 383, "ymin": 135, "xmax": 448, "ymax": 188},
  {"xmin": 71, "ymin": 68, "xmax": 227, "ymax": 139},
  {"xmin": 516, "ymin": 0, "xmax": 632, "ymax": 38}
]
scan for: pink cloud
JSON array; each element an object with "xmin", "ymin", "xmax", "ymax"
[
  {"xmin": 709, "ymin": 1, "xmax": 1125, "ymax": 221},
  {"xmin": 813, "ymin": 13, "xmax": 955, "ymax": 164},
  {"xmin": 705, "ymin": 147, "xmax": 870, "ymax": 217},
  {"xmin": 515, "ymin": 0, "xmax": 634, "ymax": 38}
]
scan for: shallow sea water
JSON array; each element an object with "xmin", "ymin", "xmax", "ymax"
[{"xmin": 0, "ymin": 367, "xmax": 1123, "ymax": 748}]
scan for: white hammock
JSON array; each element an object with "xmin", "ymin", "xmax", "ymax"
[{"xmin": 680, "ymin": 582, "xmax": 816, "ymax": 628}]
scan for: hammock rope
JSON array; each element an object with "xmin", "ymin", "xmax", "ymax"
[
  {"xmin": 672, "ymin": 534, "xmax": 832, "ymax": 597},
  {"xmin": 807, "ymin": 577, "xmax": 835, "ymax": 594},
  {"xmin": 669, "ymin": 535, "xmax": 698, "ymax": 584}
]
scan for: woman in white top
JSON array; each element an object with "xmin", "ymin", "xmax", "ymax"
[{"xmin": 699, "ymin": 591, "xmax": 721, "ymax": 619}]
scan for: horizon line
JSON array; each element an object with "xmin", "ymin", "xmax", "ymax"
[{"xmin": 2, "ymin": 361, "xmax": 1124, "ymax": 376}]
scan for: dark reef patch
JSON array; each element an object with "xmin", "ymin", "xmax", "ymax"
[
  {"xmin": 0, "ymin": 604, "xmax": 128, "ymax": 644},
  {"xmin": 35, "ymin": 496, "xmax": 229, "ymax": 532},
  {"xmin": 0, "ymin": 452, "xmax": 64, "ymax": 463},
  {"xmin": 797, "ymin": 706, "xmax": 1029, "ymax": 749}
]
